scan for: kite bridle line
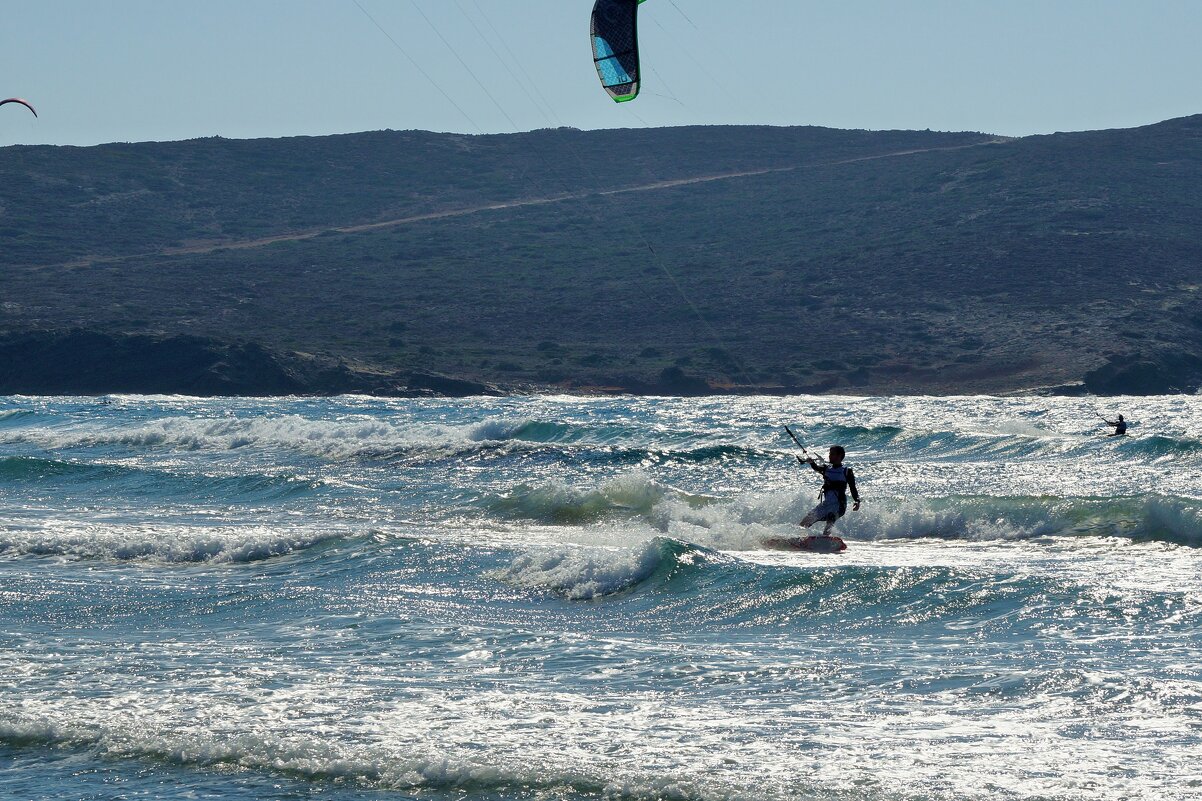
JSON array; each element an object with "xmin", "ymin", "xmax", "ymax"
[
  {"xmin": 454, "ymin": 0, "xmax": 763, "ymax": 391},
  {"xmin": 354, "ymin": 1, "xmax": 761, "ymax": 390}
]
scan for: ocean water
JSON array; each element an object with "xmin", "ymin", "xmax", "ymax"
[{"xmin": 1, "ymin": 393, "xmax": 1199, "ymax": 801}]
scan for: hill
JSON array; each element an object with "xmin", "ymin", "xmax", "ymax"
[{"xmin": 2, "ymin": 118, "xmax": 1201, "ymax": 395}]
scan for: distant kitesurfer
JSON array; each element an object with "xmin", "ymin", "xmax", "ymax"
[
  {"xmin": 1102, "ymin": 414, "xmax": 1127, "ymax": 436},
  {"xmin": 799, "ymin": 445, "xmax": 861, "ymax": 536}
]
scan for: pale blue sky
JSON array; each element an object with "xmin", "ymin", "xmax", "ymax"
[{"xmin": 1, "ymin": 0, "xmax": 1199, "ymax": 147}]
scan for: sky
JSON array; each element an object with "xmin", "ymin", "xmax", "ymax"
[{"xmin": 1, "ymin": 0, "xmax": 1200, "ymax": 147}]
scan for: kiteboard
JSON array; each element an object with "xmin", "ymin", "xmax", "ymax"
[{"xmin": 762, "ymin": 535, "xmax": 847, "ymax": 553}]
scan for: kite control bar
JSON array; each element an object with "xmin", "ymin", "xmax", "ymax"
[{"xmin": 784, "ymin": 425, "xmax": 820, "ymax": 467}]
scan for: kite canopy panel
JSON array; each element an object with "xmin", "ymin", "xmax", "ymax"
[
  {"xmin": 591, "ymin": 0, "xmax": 646, "ymax": 102},
  {"xmin": 0, "ymin": 98, "xmax": 37, "ymax": 117}
]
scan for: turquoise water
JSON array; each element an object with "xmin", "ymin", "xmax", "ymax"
[{"xmin": 1, "ymin": 394, "xmax": 1200, "ymax": 800}]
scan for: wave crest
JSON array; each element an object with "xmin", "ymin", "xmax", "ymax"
[
  {"xmin": 0, "ymin": 706, "xmax": 760, "ymax": 801},
  {"xmin": 0, "ymin": 522, "xmax": 343, "ymax": 564},
  {"xmin": 484, "ymin": 472, "xmax": 713, "ymax": 525},
  {"xmin": 493, "ymin": 537, "xmax": 720, "ymax": 599},
  {"xmin": 481, "ymin": 471, "xmax": 1202, "ymax": 550},
  {"xmin": 850, "ymin": 495, "xmax": 1202, "ymax": 546}
]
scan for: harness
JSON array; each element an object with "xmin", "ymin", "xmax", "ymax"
[
  {"xmin": 821, "ymin": 464, "xmax": 850, "ymax": 516},
  {"xmin": 821, "ymin": 464, "xmax": 849, "ymax": 495}
]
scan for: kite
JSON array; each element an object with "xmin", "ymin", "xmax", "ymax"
[
  {"xmin": 591, "ymin": 0, "xmax": 647, "ymax": 102},
  {"xmin": 0, "ymin": 98, "xmax": 37, "ymax": 117}
]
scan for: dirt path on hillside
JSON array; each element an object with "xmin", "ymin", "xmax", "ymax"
[{"xmin": 59, "ymin": 138, "xmax": 1008, "ymax": 269}]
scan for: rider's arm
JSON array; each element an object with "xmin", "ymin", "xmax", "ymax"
[{"xmin": 847, "ymin": 468, "xmax": 861, "ymax": 504}]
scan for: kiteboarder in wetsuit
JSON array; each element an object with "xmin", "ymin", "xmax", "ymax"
[
  {"xmin": 1102, "ymin": 414, "xmax": 1128, "ymax": 436},
  {"xmin": 799, "ymin": 446, "xmax": 861, "ymax": 536}
]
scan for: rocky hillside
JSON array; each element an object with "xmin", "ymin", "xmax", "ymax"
[{"xmin": 3, "ymin": 117, "xmax": 1200, "ymax": 395}]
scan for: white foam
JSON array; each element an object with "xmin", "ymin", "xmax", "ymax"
[
  {"xmin": 608, "ymin": 480, "xmax": 1202, "ymax": 548},
  {"xmin": 469, "ymin": 417, "xmax": 534, "ymax": 442},
  {"xmin": 491, "ymin": 471, "xmax": 685, "ymax": 525},
  {"xmin": 0, "ymin": 520, "xmax": 342, "ymax": 563},
  {"xmin": 492, "ymin": 538, "xmax": 668, "ymax": 599},
  {"xmin": 1139, "ymin": 496, "xmax": 1202, "ymax": 545},
  {"xmin": 843, "ymin": 495, "xmax": 1202, "ymax": 545},
  {"xmin": 848, "ymin": 498, "xmax": 1037, "ymax": 542},
  {"xmin": 0, "ymin": 698, "xmax": 775, "ymax": 801},
  {"xmin": 0, "ymin": 414, "xmax": 543, "ymax": 460}
]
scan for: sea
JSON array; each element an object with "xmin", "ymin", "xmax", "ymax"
[{"xmin": 1, "ymin": 393, "xmax": 1199, "ymax": 801}]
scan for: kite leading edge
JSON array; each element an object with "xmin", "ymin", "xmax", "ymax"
[{"xmin": 0, "ymin": 98, "xmax": 37, "ymax": 118}]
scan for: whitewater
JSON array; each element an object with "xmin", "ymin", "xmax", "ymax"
[{"xmin": 1, "ymin": 393, "xmax": 1199, "ymax": 800}]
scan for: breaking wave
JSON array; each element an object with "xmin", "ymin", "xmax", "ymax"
[
  {"xmin": 492, "ymin": 536, "xmax": 722, "ymax": 600},
  {"xmin": 477, "ymin": 470, "xmax": 1202, "ymax": 548},
  {"xmin": 0, "ymin": 709, "xmax": 772, "ymax": 801},
  {"xmin": 851, "ymin": 494, "xmax": 1202, "ymax": 547},
  {"xmin": 0, "ymin": 455, "xmax": 322, "ymax": 503},
  {"xmin": 481, "ymin": 472, "xmax": 715, "ymax": 525},
  {"xmin": 0, "ymin": 522, "xmax": 345, "ymax": 564}
]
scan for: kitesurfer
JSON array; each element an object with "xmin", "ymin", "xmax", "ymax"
[
  {"xmin": 1102, "ymin": 414, "xmax": 1127, "ymax": 436},
  {"xmin": 799, "ymin": 445, "xmax": 861, "ymax": 536}
]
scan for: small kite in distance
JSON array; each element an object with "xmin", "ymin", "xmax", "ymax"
[{"xmin": 1, "ymin": 98, "xmax": 37, "ymax": 117}]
